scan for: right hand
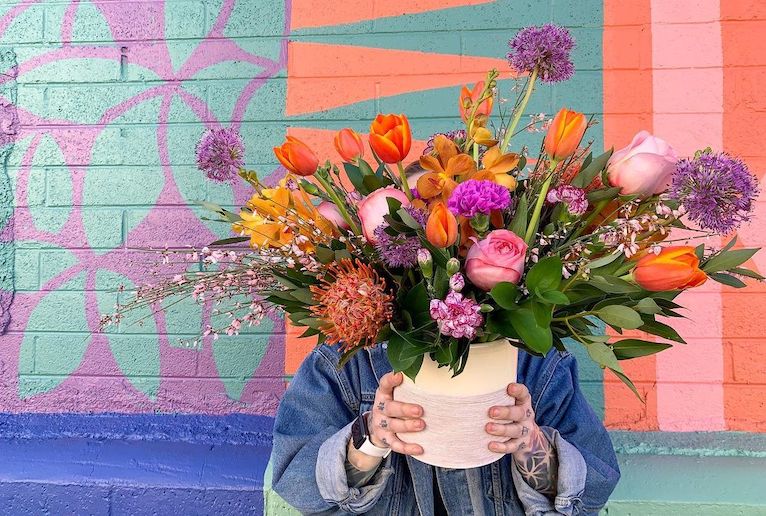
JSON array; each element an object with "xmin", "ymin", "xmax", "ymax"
[{"xmin": 367, "ymin": 372, "xmax": 425, "ymax": 456}]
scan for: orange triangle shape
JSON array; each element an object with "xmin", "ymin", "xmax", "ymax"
[
  {"xmin": 287, "ymin": 42, "xmax": 515, "ymax": 116},
  {"xmin": 291, "ymin": 0, "xmax": 495, "ymax": 30}
]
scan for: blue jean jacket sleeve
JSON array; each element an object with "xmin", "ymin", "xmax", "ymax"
[
  {"xmin": 271, "ymin": 347, "xmax": 393, "ymax": 514},
  {"xmin": 518, "ymin": 352, "xmax": 621, "ymax": 516}
]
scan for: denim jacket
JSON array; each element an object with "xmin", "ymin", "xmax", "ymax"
[{"xmin": 271, "ymin": 344, "xmax": 620, "ymax": 515}]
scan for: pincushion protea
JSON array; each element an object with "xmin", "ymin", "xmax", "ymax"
[{"xmin": 310, "ymin": 259, "xmax": 393, "ymax": 351}]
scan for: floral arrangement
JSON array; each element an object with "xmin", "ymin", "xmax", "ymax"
[{"xmin": 105, "ymin": 24, "xmax": 762, "ymax": 397}]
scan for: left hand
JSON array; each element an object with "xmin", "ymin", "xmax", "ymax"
[{"xmin": 485, "ymin": 383, "xmax": 537, "ymax": 459}]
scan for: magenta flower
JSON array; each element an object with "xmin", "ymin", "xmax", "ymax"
[
  {"xmin": 546, "ymin": 184, "xmax": 589, "ymax": 216},
  {"xmin": 507, "ymin": 24, "xmax": 575, "ymax": 84},
  {"xmin": 448, "ymin": 179, "xmax": 512, "ymax": 218},
  {"xmin": 429, "ymin": 291, "xmax": 483, "ymax": 340},
  {"xmin": 196, "ymin": 128, "xmax": 245, "ymax": 182}
]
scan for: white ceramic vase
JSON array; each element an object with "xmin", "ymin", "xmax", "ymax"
[{"xmin": 392, "ymin": 339, "xmax": 519, "ymax": 469}]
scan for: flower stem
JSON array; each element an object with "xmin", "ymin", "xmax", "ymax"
[
  {"xmin": 397, "ymin": 161, "xmax": 414, "ymax": 201},
  {"xmin": 524, "ymin": 160, "xmax": 557, "ymax": 245},
  {"xmin": 315, "ymin": 172, "xmax": 361, "ymax": 235},
  {"xmin": 501, "ymin": 67, "xmax": 538, "ymax": 153}
]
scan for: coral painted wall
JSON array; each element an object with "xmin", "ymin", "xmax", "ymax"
[{"xmin": 0, "ymin": 0, "xmax": 764, "ymax": 513}]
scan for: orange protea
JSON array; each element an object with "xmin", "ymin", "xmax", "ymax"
[{"xmin": 310, "ymin": 259, "xmax": 394, "ymax": 351}]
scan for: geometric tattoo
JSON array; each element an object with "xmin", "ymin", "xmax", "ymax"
[{"xmin": 514, "ymin": 428, "xmax": 559, "ymax": 498}]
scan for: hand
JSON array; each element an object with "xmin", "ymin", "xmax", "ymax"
[
  {"xmin": 485, "ymin": 383, "xmax": 538, "ymax": 460},
  {"xmin": 367, "ymin": 372, "xmax": 425, "ymax": 456}
]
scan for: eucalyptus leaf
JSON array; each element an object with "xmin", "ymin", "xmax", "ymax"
[
  {"xmin": 525, "ymin": 256, "xmax": 563, "ymax": 293},
  {"xmin": 597, "ymin": 305, "xmax": 643, "ymax": 330},
  {"xmin": 489, "ymin": 282, "xmax": 520, "ymax": 310}
]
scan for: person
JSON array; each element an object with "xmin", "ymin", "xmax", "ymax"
[{"xmin": 271, "ymin": 341, "xmax": 620, "ymax": 516}]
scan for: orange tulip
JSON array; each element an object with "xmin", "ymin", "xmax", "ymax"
[
  {"xmin": 369, "ymin": 113, "xmax": 411, "ymax": 164},
  {"xmin": 273, "ymin": 136, "xmax": 319, "ymax": 176},
  {"xmin": 633, "ymin": 246, "xmax": 707, "ymax": 292},
  {"xmin": 544, "ymin": 108, "xmax": 587, "ymax": 161},
  {"xmin": 459, "ymin": 81, "xmax": 493, "ymax": 122},
  {"xmin": 425, "ymin": 202, "xmax": 458, "ymax": 248},
  {"xmin": 334, "ymin": 128, "xmax": 365, "ymax": 162}
]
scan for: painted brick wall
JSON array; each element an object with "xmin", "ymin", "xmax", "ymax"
[{"xmin": 0, "ymin": 0, "xmax": 764, "ymax": 514}]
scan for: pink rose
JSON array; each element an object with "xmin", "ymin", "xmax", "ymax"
[
  {"xmin": 357, "ymin": 187, "xmax": 410, "ymax": 243},
  {"xmin": 607, "ymin": 131, "xmax": 678, "ymax": 196},
  {"xmin": 316, "ymin": 201, "xmax": 349, "ymax": 230},
  {"xmin": 465, "ymin": 230, "xmax": 527, "ymax": 291}
]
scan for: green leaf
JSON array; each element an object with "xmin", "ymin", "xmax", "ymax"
[
  {"xmin": 387, "ymin": 329, "xmax": 418, "ymax": 371},
  {"xmin": 586, "ymin": 186, "xmax": 621, "ymax": 204},
  {"xmin": 729, "ymin": 267, "xmax": 765, "ymax": 280},
  {"xmin": 397, "ymin": 207, "xmax": 423, "ymax": 230},
  {"xmin": 343, "ymin": 162, "xmax": 369, "ymax": 195},
  {"xmin": 531, "ymin": 300, "xmax": 552, "ymax": 327},
  {"xmin": 597, "ymin": 305, "xmax": 643, "ymax": 329},
  {"xmin": 362, "ymin": 174, "xmax": 388, "ymax": 192},
  {"xmin": 209, "ymin": 236, "xmax": 249, "ymax": 246},
  {"xmin": 587, "ymin": 252, "xmax": 621, "ymax": 271},
  {"xmin": 486, "ymin": 310, "xmax": 521, "ymax": 340},
  {"xmin": 694, "ymin": 244, "xmax": 705, "ymax": 261},
  {"xmin": 640, "ymin": 318, "xmax": 685, "ymax": 343},
  {"xmin": 590, "ymin": 274, "xmax": 639, "ymax": 294},
  {"xmin": 571, "ymin": 149, "xmax": 613, "ymax": 188},
  {"xmin": 509, "ymin": 195, "xmax": 528, "ymax": 236},
  {"xmin": 525, "ymin": 256, "xmax": 563, "ymax": 293},
  {"xmin": 703, "ymin": 248, "xmax": 759, "ymax": 274},
  {"xmin": 581, "ymin": 334, "xmax": 611, "ymax": 343},
  {"xmin": 586, "ymin": 341, "xmax": 620, "ymax": 370},
  {"xmin": 489, "ymin": 282, "xmax": 520, "ymax": 310},
  {"xmin": 612, "ymin": 339, "xmax": 672, "ymax": 360},
  {"xmin": 402, "ymin": 354, "xmax": 424, "ymax": 381},
  {"xmin": 608, "ymin": 367, "xmax": 643, "ymax": 402},
  {"xmin": 634, "ymin": 298, "xmax": 662, "ymax": 315},
  {"xmin": 507, "ymin": 308, "xmax": 553, "ymax": 354},
  {"xmin": 709, "ymin": 272, "xmax": 747, "ymax": 288},
  {"xmin": 315, "ymin": 245, "xmax": 336, "ymax": 264},
  {"xmin": 537, "ymin": 289, "xmax": 570, "ymax": 305}
]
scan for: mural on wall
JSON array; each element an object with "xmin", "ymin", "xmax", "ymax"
[{"xmin": 0, "ymin": 0, "xmax": 763, "ymax": 434}]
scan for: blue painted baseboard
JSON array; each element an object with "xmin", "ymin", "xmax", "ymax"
[{"xmin": 0, "ymin": 413, "xmax": 276, "ymax": 516}]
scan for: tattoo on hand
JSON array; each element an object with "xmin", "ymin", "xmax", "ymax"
[{"xmin": 514, "ymin": 428, "xmax": 558, "ymax": 498}]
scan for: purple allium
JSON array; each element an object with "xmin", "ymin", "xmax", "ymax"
[
  {"xmin": 671, "ymin": 151, "xmax": 759, "ymax": 234},
  {"xmin": 196, "ymin": 128, "xmax": 245, "ymax": 182},
  {"xmin": 423, "ymin": 129, "xmax": 467, "ymax": 155},
  {"xmin": 448, "ymin": 179, "xmax": 512, "ymax": 218},
  {"xmin": 372, "ymin": 208, "xmax": 426, "ymax": 268},
  {"xmin": 429, "ymin": 291, "xmax": 483, "ymax": 340},
  {"xmin": 546, "ymin": 184, "xmax": 589, "ymax": 216},
  {"xmin": 507, "ymin": 24, "xmax": 575, "ymax": 84}
]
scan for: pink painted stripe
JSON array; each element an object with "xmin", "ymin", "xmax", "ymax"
[{"xmin": 651, "ymin": 0, "xmax": 725, "ymax": 431}]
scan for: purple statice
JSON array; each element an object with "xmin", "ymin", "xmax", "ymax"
[
  {"xmin": 448, "ymin": 179, "xmax": 512, "ymax": 218},
  {"xmin": 429, "ymin": 291, "xmax": 483, "ymax": 340},
  {"xmin": 546, "ymin": 184, "xmax": 589, "ymax": 216},
  {"xmin": 195, "ymin": 128, "xmax": 245, "ymax": 182},
  {"xmin": 373, "ymin": 207, "xmax": 426, "ymax": 268},
  {"xmin": 507, "ymin": 24, "xmax": 575, "ymax": 84},
  {"xmin": 671, "ymin": 151, "xmax": 759, "ymax": 234},
  {"xmin": 423, "ymin": 129, "xmax": 467, "ymax": 155}
]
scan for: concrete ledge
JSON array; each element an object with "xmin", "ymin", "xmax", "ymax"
[{"xmin": 0, "ymin": 413, "xmax": 274, "ymax": 516}]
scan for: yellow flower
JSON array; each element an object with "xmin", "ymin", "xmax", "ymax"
[
  {"xmin": 417, "ymin": 135, "xmax": 476, "ymax": 202},
  {"xmin": 469, "ymin": 145, "xmax": 520, "ymax": 190}
]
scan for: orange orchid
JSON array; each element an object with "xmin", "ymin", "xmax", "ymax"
[
  {"xmin": 417, "ymin": 135, "xmax": 476, "ymax": 201},
  {"xmin": 235, "ymin": 177, "xmax": 337, "ymax": 250},
  {"xmin": 469, "ymin": 145, "xmax": 520, "ymax": 190}
]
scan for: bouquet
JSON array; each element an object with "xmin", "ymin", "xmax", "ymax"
[{"xmin": 105, "ymin": 24, "xmax": 762, "ymax": 399}]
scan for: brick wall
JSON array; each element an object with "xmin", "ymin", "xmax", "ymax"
[{"xmin": 0, "ymin": 0, "xmax": 764, "ymax": 514}]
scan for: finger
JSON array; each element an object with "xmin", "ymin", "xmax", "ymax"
[
  {"xmin": 380, "ymin": 431, "xmax": 423, "ymax": 456},
  {"xmin": 488, "ymin": 439, "xmax": 526, "ymax": 455},
  {"xmin": 382, "ymin": 399, "xmax": 423, "ymax": 419},
  {"xmin": 377, "ymin": 372, "xmax": 404, "ymax": 398},
  {"xmin": 507, "ymin": 383, "xmax": 531, "ymax": 403},
  {"xmin": 379, "ymin": 416, "xmax": 425, "ymax": 434},
  {"xmin": 488, "ymin": 405, "xmax": 533, "ymax": 422},
  {"xmin": 485, "ymin": 422, "xmax": 528, "ymax": 439}
]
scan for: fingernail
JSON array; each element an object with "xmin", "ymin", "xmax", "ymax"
[
  {"xmin": 412, "ymin": 407, "xmax": 423, "ymax": 416},
  {"xmin": 490, "ymin": 408, "xmax": 499, "ymax": 417}
]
